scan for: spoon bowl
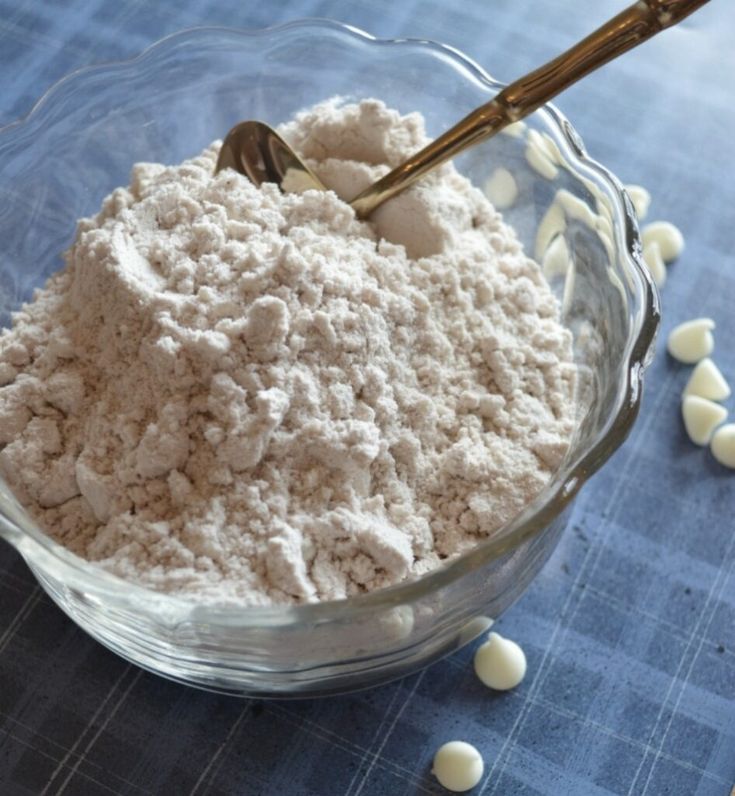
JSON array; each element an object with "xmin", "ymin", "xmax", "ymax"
[{"xmin": 216, "ymin": 120, "xmax": 325, "ymax": 194}]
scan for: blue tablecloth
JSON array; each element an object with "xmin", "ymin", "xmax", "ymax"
[{"xmin": 1, "ymin": 1, "xmax": 733, "ymax": 794}]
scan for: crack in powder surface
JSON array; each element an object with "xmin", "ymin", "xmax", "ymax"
[{"xmin": 0, "ymin": 99, "xmax": 576, "ymax": 605}]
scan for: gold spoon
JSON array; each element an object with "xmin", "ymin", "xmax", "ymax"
[{"xmin": 216, "ymin": 0, "xmax": 708, "ymax": 218}]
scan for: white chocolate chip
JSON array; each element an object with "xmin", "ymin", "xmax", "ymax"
[
  {"xmin": 500, "ymin": 120, "xmax": 527, "ymax": 138},
  {"xmin": 641, "ymin": 221, "xmax": 684, "ymax": 263},
  {"xmin": 534, "ymin": 203, "xmax": 566, "ymax": 261},
  {"xmin": 432, "ymin": 741, "xmax": 484, "ymax": 793},
  {"xmin": 483, "ymin": 167, "xmax": 518, "ymax": 210},
  {"xmin": 606, "ymin": 264, "xmax": 626, "ymax": 305},
  {"xmin": 555, "ymin": 189, "xmax": 598, "ymax": 229},
  {"xmin": 710, "ymin": 424, "xmax": 735, "ymax": 469},
  {"xmin": 681, "ymin": 395, "xmax": 727, "ymax": 446},
  {"xmin": 683, "ymin": 358, "xmax": 731, "ymax": 401},
  {"xmin": 526, "ymin": 145, "xmax": 558, "ymax": 180},
  {"xmin": 473, "ymin": 631, "xmax": 527, "ymax": 690},
  {"xmin": 625, "ymin": 184, "xmax": 651, "ymax": 220},
  {"xmin": 667, "ymin": 318, "xmax": 715, "ymax": 363},
  {"xmin": 525, "ymin": 130, "xmax": 559, "ymax": 180},
  {"xmin": 562, "ymin": 261, "xmax": 577, "ymax": 316},
  {"xmin": 598, "ymin": 227, "xmax": 615, "ymax": 264},
  {"xmin": 540, "ymin": 132, "xmax": 563, "ymax": 165},
  {"xmin": 595, "ymin": 211, "xmax": 613, "ymax": 240},
  {"xmin": 642, "ymin": 240, "xmax": 666, "ymax": 287},
  {"xmin": 542, "ymin": 235, "xmax": 571, "ymax": 280},
  {"xmin": 378, "ymin": 604, "xmax": 415, "ymax": 641}
]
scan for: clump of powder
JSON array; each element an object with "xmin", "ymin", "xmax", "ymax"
[{"xmin": 0, "ymin": 99, "xmax": 576, "ymax": 605}]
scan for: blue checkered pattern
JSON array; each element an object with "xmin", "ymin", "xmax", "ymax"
[{"xmin": 0, "ymin": 1, "xmax": 733, "ymax": 794}]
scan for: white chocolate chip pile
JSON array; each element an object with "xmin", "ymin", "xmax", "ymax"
[
  {"xmin": 473, "ymin": 631, "xmax": 527, "ymax": 690},
  {"xmin": 478, "ymin": 139, "xmax": 685, "ymax": 303},
  {"xmin": 478, "ymin": 147, "xmax": 684, "ymax": 296},
  {"xmin": 525, "ymin": 129, "xmax": 560, "ymax": 181},
  {"xmin": 666, "ymin": 320, "xmax": 734, "ymax": 463},
  {"xmin": 432, "ymin": 741, "xmax": 484, "ymax": 793},
  {"xmin": 621, "ymin": 181, "xmax": 734, "ymax": 468},
  {"xmin": 624, "ymin": 183, "xmax": 685, "ymax": 289}
]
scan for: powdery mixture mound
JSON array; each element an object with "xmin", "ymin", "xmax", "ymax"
[{"xmin": 0, "ymin": 99, "xmax": 576, "ymax": 604}]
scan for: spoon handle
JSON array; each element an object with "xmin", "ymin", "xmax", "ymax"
[{"xmin": 350, "ymin": 0, "xmax": 709, "ymax": 218}]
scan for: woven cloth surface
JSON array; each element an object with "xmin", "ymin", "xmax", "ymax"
[{"xmin": 0, "ymin": 1, "xmax": 732, "ymax": 794}]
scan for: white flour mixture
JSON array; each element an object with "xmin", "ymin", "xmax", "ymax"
[{"xmin": 0, "ymin": 99, "xmax": 575, "ymax": 604}]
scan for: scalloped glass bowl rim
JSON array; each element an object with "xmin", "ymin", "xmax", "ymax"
[{"xmin": 0, "ymin": 20, "xmax": 659, "ymax": 622}]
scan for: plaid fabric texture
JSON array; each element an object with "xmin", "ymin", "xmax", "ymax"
[{"xmin": 0, "ymin": 1, "xmax": 732, "ymax": 794}]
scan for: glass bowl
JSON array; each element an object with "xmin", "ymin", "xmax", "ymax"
[{"xmin": 0, "ymin": 21, "xmax": 658, "ymax": 697}]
